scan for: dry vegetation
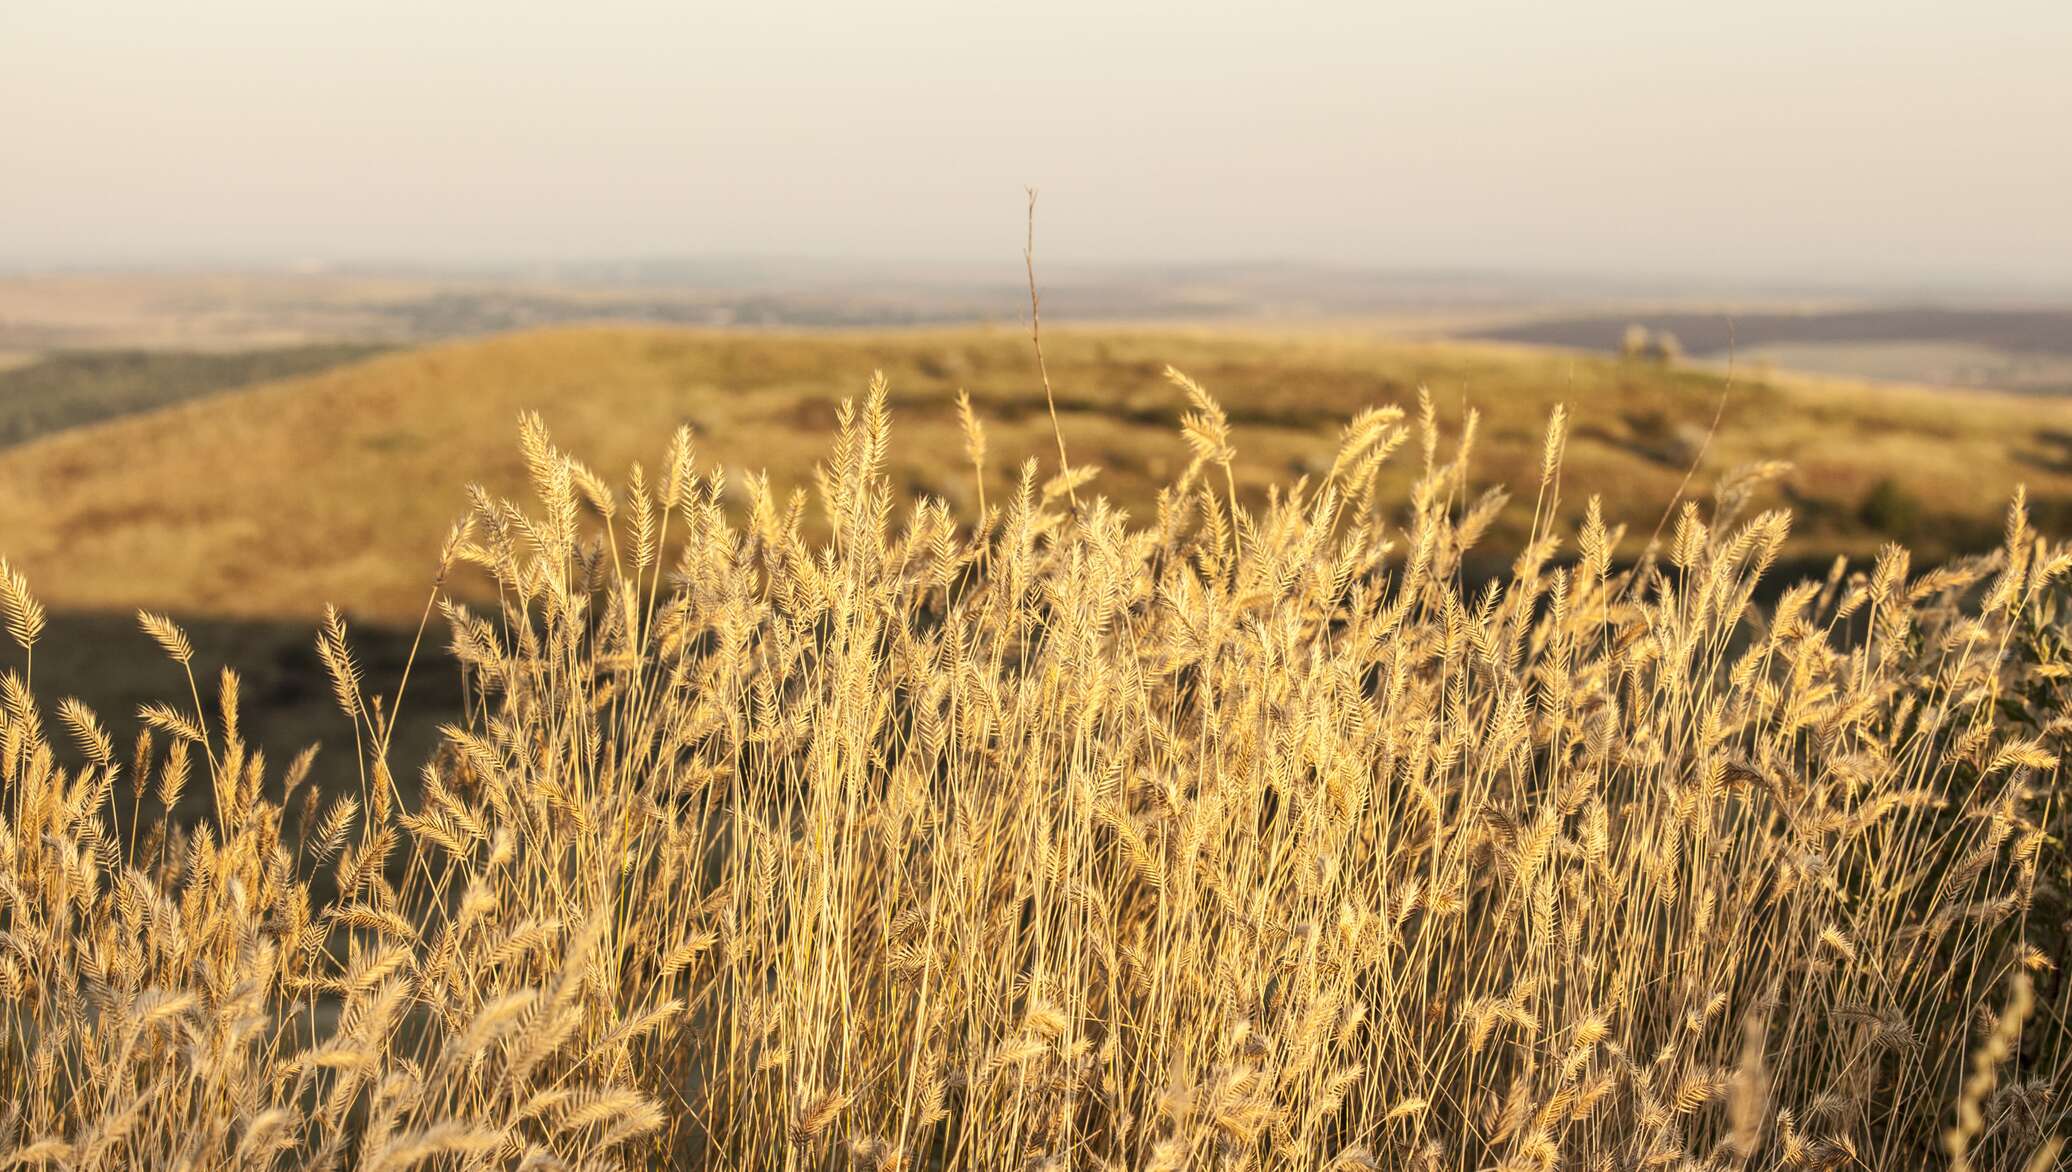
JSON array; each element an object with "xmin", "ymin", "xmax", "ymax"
[
  {"xmin": 3, "ymin": 368, "xmax": 2070, "ymax": 1169},
  {"xmin": 0, "ymin": 345, "xmax": 388, "ymax": 449},
  {"xmin": 7, "ymin": 326, "xmax": 2072, "ymax": 625}
]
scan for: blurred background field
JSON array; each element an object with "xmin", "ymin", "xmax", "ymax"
[{"xmin": 6, "ymin": 272, "xmax": 2072, "ymax": 778}]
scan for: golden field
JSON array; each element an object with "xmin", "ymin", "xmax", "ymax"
[
  {"xmin": 1, "ymin": 344, "xmax": 2069, "ymax": 1167},
  {"xmin": 6, "ymin": 326, "xmax": 2072, "ymax": 624}
]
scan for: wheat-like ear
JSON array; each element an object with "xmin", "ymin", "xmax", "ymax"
[
  {"xmin": 139, "ymin": 701, "xmax": 205, "ymax": 745},
  {"xmin": 316, "ymin": 604, "xmax": 364, "ymax": 721},
  {"xmin": 790, "ymin": 1088, "xmax": 851, "ymax": 1146},
  {"xmin": 362, "ymin": 1122, "xmax": 506, "ymax": 1171},
  {"xmin": 519, "ymin": 409, "xmax": 558, "ymax": 491},
  {"xmin": 155, "ymin": 736, "xmax": 192, "ymax": 812},
  {"xmin": 1326, "ymin": 405, "xmax": 1408, "ymax": 487},
  {"xmin": 627, "ymin": 462, "xmax": 656, "ymax": 574},
  {"xmin": 661, "ymin": 423, "xmax": 696, "ymax": 511},
  {"xmin": 1042, "ymin": 464, "xmax": 1100, "ymax": 505},
  {"xmin": 310, "ymin": 794, "xmax": 358, "ymax": 862},
  {"xmin": 0, "ymin": 1140, "xmax": 75, "ymax": 1167},
  {"xmin": 217, "ymin": 666, "xmax": 242, "ymax": 751},
  {"xmin": 0, "ymin": 558, "xmax": 44, "ymax": 652},
  {"xmin": 1167, "ymin": 365, "xmax": 1242, "ymax": 554},
  {"xmin": 136, "ymin": 612, "xmax": 194, "ymax": 665},
  {"xmin": 56, "ymin": 697, "xmax": 112, "ymax": 768},
  {"xmin": 956, "ymin": 388, "xmax": 987, "ymax": 515},
  {"xmin": 1540, "ymin": 403, "xmax": 1569, "ymax": 488},
  {"xmin": 1167, "ymin": 365, "xmax": 1233, "ymax": 471},
  {"xmin": 568, "ymin": 456, "xmax": 616, "ymax": 520}
]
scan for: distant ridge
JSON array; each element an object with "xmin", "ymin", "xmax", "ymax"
[{"xmin": 1473, "ymin": 306, "xmax": 2072, "ymax": 359}]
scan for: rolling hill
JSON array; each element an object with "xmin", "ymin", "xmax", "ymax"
[
  {"xmin": 4, "ymin": 324, "xmax": 2071, "ymax": 627},
  {"xmin": 7, "ymin": 321, "xmax": 2072, "ymax": 797},
  {"xmin": 0, "ymin": 343, "xmax": 389, "ymax": 448}
]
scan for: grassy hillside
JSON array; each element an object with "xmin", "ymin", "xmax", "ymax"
[
  {"xmin": 3, "ymin": 324, "xmax": 2070, "ymax": 624},
  {"xmin": 0, "ymin": 344, "xmax": 388, "ymax": 448}
]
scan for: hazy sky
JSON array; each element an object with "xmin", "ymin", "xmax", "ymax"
[{"xmin": 5, "ymin": 0, "xmax": 2069, "ymax": 286}]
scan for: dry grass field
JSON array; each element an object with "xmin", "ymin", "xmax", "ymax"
[
  {"xmin": 0, "ymin": 345, "xmax": 389, "ymax": 449},
  {"xmin": 4, "ymin": 327, "xmax": 2072, "ymax": 1168},
  {"xmin": 11, "ymin": 322, "xmax": 2072, "ymax": 796},
  {"xmin": 2, "ymin": 365, "xmax": 2069, "ymax": 1168},
  {"xmin": 6, "ymin": 325, "xmax": 2072, "ymax": 625}
]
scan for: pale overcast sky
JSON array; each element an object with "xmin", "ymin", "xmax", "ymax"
[{"xmin": 3, "ymin": 0, "xmax": 2068, "ymax": 285}]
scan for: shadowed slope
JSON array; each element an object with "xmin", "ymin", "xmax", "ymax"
[{"xmin": 0, "ymin": 344, "xmax": 389, "ymax": 448}]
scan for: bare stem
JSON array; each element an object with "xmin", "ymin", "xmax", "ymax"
[{"xmin": 1025, "ymin": 187, "xmax": 1078, "ymax": 510}]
